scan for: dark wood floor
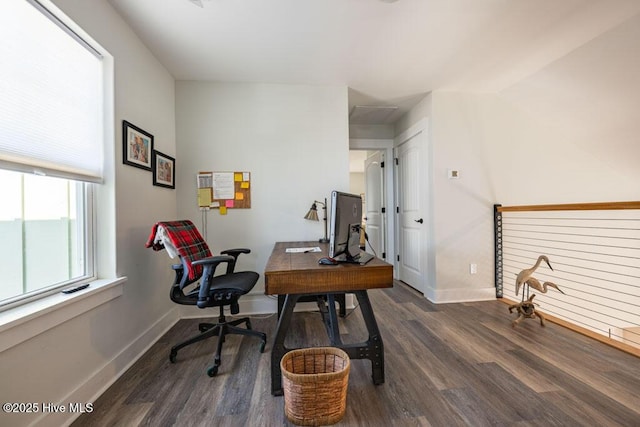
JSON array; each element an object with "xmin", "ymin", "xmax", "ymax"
[{"xmin": 72, "ymin": 282, "xmax": 640, "ymax": 426}]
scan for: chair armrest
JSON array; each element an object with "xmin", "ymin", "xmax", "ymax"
[
  {"xmin": 192, "ymin": 255, "xmax": 235, "ymax": 303},
  {"xmin": 192, "ymin": 255, "xmax": 235, "ymax": 272},
  {"xmin": 220, "ymin": 248, "xmax": 251, "ymax": 273},
  {"xmin": 220, "ymin": 248, "xmax": 251, "ymax": 258},
  {"xmin": 192, "ymin": 255, "xmax": 235, "ymax": 285}
]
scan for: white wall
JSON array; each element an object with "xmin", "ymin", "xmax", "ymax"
[
  {"xmin": 0, "ymin": 1, "xmax": 178, "ymax": 426},
  {"xmin": 497, "ymin": 11, "xmax": 640, "ymax": 193},
  {"xmin": 175, "ymin": 82, "xmax": 349, "ymax": 313},
  {"xmin": 350, "ymin": 172, "xmax": 365, "ymax": 195},
  {"xmin": 429, "ymin": 92, "xmax": 500, "ymax": 298},
  {"xmin": 395, "ymin": 93, "xmax": 432, "ymax": 137},
  {"xmin": 349, "ymin": 124, "xmax": 395, "ymax": 139},
  {"xmin": 393, "ymin": 10, "xmax": 640, "ymax": 304},
  {"xmin": 395, "ymin": 87, "xmax": 640, "ymax": 303}
]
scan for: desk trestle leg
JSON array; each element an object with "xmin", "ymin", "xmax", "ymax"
[
  {"xmin": 270, "ymin": 291, "xmax": 385, "ymax": 396},
  {"xmin": 318, "ymin": 293, "xmax": 343, "ymax": 345},
  {"xmin": 353, "ymin": 290, "xmax": 385, "ymax": 385},
  {"xmin": 271, "ymin": 294, "xmax": 299, "ymax": 396},
  {"xmin": 317, "ymin": 291, "xmax": 385, "ymax": 385}
]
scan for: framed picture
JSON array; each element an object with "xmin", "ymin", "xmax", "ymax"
[
  {"xmin": 152, "ymin": 150, "xmax": 175, "ymax": 189},
  {"xmin": 123, "ymin": 120, "xmax": 153, "ymax": 170}
]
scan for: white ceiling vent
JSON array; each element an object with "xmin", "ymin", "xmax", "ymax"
[{"xmin": 349, "ymin": 105, "xmax": 399, "ymax": 125}]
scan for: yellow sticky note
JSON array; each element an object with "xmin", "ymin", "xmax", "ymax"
[
  {"xmin": 241, "ymin": 181, "xmax": 249, "ymax": 189},
  {"xmin": 198, "ymin": 188, "xmax": 212, "ymax": 207},
  {"xmin": 219, "ymin": 206, "xmax": 227, "ymax": 215},
  {"xmin": 234, "ymin": 173, "xmax": 243, "ymax": 182},
  {"xmin": 235, "ymin": 192, "xmax": 244, "ymax": 200}
]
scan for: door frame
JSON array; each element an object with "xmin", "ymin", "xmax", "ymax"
[
  {"xmin": 393, "ymin": 118, "xmax": 433, "ymax": 293},
  {"xmin": 363, "ymin": 150, "xmax": 386, "ymax": 259},
  {"xmin": 349, "ymin": 139, "xmax": 395, "ymax": 276}
]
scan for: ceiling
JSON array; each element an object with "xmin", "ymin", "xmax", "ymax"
[{"xmin": 108, "ymin": 0, "xmax": 640, "ymax": 125}]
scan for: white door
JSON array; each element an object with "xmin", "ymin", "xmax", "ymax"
[
  {"xmin": 364, "ymin": 151, "xmax": 385, "ymax": 259},
  {"xmin": 396, "ymin": 131, "xmax": 426, "ymax": 293}
]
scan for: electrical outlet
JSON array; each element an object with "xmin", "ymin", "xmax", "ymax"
[{"xmin": 470, "ymin": 263, "xmax": 477, "ymax": 274}]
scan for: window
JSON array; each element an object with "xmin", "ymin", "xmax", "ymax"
[
  {"xmin": 0, "ymin": 170, "xmax": 93, "ymax": 305},
  {"xmin": 0, "ymin": 0, "xmax": 105, "ymax": 308}
]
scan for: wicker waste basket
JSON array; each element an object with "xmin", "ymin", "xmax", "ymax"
[{"xmin": 280, "ymin": 347, "xmax": 350, "ymax": 426}]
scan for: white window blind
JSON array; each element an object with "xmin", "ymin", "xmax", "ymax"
[{"xmin": 0, "ymin": 0, "xmax": 104, "ymax": 183}]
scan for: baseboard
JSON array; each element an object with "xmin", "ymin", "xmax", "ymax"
[
  {"xmin": 500, "ymin": 297, "xmax": 640, "ymax": 358},
  {"xmin": 424, "ymin": 286, "xmax": 497, "ymax": 304},
  {"xmin": 33, "ymin": 306, "xmax": 181, "ymax": 427}
]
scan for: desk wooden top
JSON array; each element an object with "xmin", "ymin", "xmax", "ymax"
[{"xmin": 264, "ymin": 241, "xmax": 393, "ymax": 295}]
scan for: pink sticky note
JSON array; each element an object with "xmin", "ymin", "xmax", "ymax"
[{"xmin": 225, "ymin": 200, "xmax": 234, "ymax": 208}]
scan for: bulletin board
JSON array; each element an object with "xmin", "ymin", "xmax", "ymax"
[{"xmin": 197, "ymin": 171, "xmax": 251, "ymax": 212}]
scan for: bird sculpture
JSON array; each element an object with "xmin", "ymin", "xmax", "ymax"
[
  {"xmin": 515, "ymin": 255, "xmax": 565, "ymax": 297},
  {"xmin": 509, "ymin": 294, "xmax": 545, "ymax": 327}
]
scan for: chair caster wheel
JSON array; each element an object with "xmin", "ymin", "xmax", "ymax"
[
  {"xmin": 207, "ymin": 365, "xmax": 218, "ymax": 377},
  {"xmin": 169, "ymin": 351, "xmax": 177, "ymax": 363}
]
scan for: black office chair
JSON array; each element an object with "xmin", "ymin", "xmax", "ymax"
[{"xmin": 146, "ymin": 220, "xmax": 266, "ymax": 377}]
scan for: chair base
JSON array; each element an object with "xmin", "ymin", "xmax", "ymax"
[{"xmin": 169, "ymin": 315, "xmax": 267, "ymax": 377}]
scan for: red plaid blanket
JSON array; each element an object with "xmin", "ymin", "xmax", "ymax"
[{"xmin": 145, "ymin": 220, "xmax": 212, "ymax": 280}]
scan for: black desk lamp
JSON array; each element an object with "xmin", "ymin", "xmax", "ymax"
[{"xmin": 304, "ymin": 198, "xmax": 329, "ymax": 243}]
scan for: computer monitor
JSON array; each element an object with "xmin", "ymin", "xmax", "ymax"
[{"xmin": 328, "ymin": 191, "xmax": 374, "ymax": 265}]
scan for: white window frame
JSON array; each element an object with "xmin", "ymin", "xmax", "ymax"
[
  {"xmin": 0, "ymin": 0, "xmax": 102, "ymax": 309},
  {"xmin": 0, "ymin": 0, "xmax": 124, "ymax": 351},
  {"xmin": 0, "ymin": 176, "xmax": 96, "ymax": 310}
]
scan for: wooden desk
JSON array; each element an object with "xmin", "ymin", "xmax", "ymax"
[{"xmin": 264, "ymin": 241, "xmax": 393, "ymax": 395}]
